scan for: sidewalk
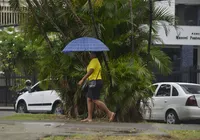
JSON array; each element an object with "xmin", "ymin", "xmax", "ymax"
[
  {"xmin": 0, "ymin": 120, "xmax": 200, "ymax": 140},
  {"xmin": 0, "ymin": 106, "xmax": 14, "ymax": 111},
  {"xmin": 0, "ymin": 121, "xmax": 167, "ymax": 140}
]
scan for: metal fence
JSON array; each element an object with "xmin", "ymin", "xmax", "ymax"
[{"xmin": 0, "ymin": 73, "xmax": 36, "ymax": 106}]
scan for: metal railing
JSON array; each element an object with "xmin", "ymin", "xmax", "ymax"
[
  {"xmin": 0, "ymin": 5, "xmax": 26, "ymax": 27},
  {"xmin": 0, "ymin": 73, "xmax": 37, "ymax": 106}
]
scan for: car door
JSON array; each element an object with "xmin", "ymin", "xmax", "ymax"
[
  {"xmin": 25, "ymin": 83, "xmax": 44, "ymax": 111},
  {"xmin": 166, "ymin": 85, "xmax": 187, "ymax": 118},
  {"xmin": 167, "ymin": 85, "xmax": 180, "ymax": 106},
  {"xmin": 42, "ymin": 81, "xmax": 60, "ymax": 111},
  {"xmin": 151, "ymin": 84, "xmax": 171, "ymax": 120}
]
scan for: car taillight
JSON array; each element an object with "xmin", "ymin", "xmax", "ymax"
[{"xmin": 185, "ymin": 96, "xmax": 198, "ymax": 106}]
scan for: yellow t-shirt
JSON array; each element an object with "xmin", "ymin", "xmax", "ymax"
[{"xmin": 87, "ymin": 58, "xmax": 102, "ymax": 81}]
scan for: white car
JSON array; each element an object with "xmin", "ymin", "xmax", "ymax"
[
  {"xmin": 142, "ymin": 82, "xmax": 200, "ymax": 124},
  {"xmin": 15, "ymin": 80, "xmax": 63, "ymax": 114}
]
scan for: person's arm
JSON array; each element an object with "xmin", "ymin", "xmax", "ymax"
[
  {"xmin": 82, "ymin": 69, "xmax": 94, "ymax": 81},
  {"xmin": 78, "ymin": 69, "xmax": 94, "ymax": 86}
]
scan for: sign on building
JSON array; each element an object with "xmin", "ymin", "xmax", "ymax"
[{"xmin": 156, "ymin": 26, "xmax": 200, "ymax": 46}]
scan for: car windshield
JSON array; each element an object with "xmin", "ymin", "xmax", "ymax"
[{"xmin": 180, "ymin": 84, "xmax": 200, "ymax": 94}]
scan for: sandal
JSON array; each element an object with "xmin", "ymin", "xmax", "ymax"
[
  {"xmin": 109, "ymin": 112, "xmax": 116, "ymax": 122},
  {"xmin": 81, "ymin": 118, "xmax": 92, "ymax": 122}
]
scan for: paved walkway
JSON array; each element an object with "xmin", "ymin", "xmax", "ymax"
[
  {"xmin": 0, "ymin": 111, "xmax": 15, "ymax": 118},
  {"xmin": 0, "ymin": 120, "xmax": 200, "ymax": 140}
]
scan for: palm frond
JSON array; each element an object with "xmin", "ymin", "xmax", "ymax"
[
  {"xmin": 153, "ymin": 5, "xmax": 175, "ymax": 25},
  {"xmin": 150, "ymin": 47, "xmax": 172, "ymax": 75}
]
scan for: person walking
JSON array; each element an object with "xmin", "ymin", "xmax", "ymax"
[{"xmin": 78, "ymin": 52, "xmax": 115, "ymax": 122}]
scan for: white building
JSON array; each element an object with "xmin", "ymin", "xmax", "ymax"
[{"xmin": 155, "ymin": 0, "xmax": 200, "ymax": 83}]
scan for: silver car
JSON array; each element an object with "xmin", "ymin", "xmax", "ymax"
[{"xmin": 142, "ymin": 82, "xmax": 200, "ymax": 124}]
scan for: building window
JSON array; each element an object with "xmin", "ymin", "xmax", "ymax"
[
  {"xmin": 176, "ymin": 4, "xmax": 200, "ymax": 26},
  {"xmin": 161, "ymin": 47, "xmax": 181, "ymax": 71}
]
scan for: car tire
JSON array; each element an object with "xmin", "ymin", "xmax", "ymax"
[
  {"xmin": 17, "ymin": 102, "xmax": 28, "ymax": 113},
  {"xmin": 52, "ymin": 103, "xmax": 63, "ymax": 115},
  {"xmin": 166, "ymin": 110, "xmax": 180, "ymax": 124}
]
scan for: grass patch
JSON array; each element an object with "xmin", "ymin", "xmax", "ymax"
[
  {"xmin": 0, "ymin": 113, "xmax": 111, "ymax": 122},
  {"xmin": 167, "ymin": 130, "xmax": 200, "ymax": 140},
  {"xmin": 42, "ymin": 135, "xmax": 174, "ymax": 140},
  {"xmin": 42, "ymin": 130, "xmax": 200, "ymax": 140},
  {"xmin": 1, "ymin": 113, "xmax": 68, "ymax": 121}
]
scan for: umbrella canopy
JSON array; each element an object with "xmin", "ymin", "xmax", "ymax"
[{"xmin": 62, "ymin": 37, "xmax": 109, "ymax": 53}]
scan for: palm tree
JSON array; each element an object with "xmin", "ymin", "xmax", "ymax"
[
  {"xmin": 77, "ymin": 0, "xmax": 173, "ymax": 121},
  {"xmin": 8, "ymin": 0, "xmax": 174, "ymax": 121}
]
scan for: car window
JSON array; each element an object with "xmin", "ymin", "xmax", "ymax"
[
  {"xmin": 149, "ymin": 84, "xmax": 158, "ymax": 95},
  {"xmin": 180, "ymin": 84, "xmax": 200, "ymax": 94},
  {"xmin": 31, "ymin": 80, "xmax": 58, "ymax": 92},
  {"xmin": 42, "ymin": 80, "xmax": 57, "ymax": 90},
  {"xmin": 31, "ymin": 84, "xmax": 43, "ymax": 92},
  {"xmin": 153, "ymin": 84, "xmax": 158, "ymax": 92},
  {"xmin": 156, "ymin": 84, "xmax": 171, "ymax": 97},
  {"xmin": 172, "ymin": 86, "xmax": 179, "ymax": 96}
]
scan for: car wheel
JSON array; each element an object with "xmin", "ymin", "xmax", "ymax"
[
  {"xmin": 166, "ymin": 110, "xmax": 179, "ymax": 124},
  {"xmin": 17, "ymin": 102, "xmax": 27, "ymax": 113},
  {"xmin": 52, "ymin": 103, "xmax": 63, "ymax": 115}
]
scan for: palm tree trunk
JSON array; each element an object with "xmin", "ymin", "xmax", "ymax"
[
  {"xmin": 87, "ymin": 0, "xmax": 113, "ymax": 88},
  {"xmin": 129, "ymin": 0, "xmax": 134, "ymax": 53},
  {"xmin": 65, "ymin": 0, "xmax": 85, "ymax": 30},
  {"xmin": 148, "ymin": 0, "xmax": 153, "ymax": 56},
  {"xmin": 25, "ymin": 0, "xmax": 53, "ymax": 50},
  {"xmin": 32, "ymin": 0, "xmax": 67, "ymax": 42}
]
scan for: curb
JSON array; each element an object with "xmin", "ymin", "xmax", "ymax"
[{"xmin": 0, "ymin": 107, "xmax": 14, "ymax": 111}]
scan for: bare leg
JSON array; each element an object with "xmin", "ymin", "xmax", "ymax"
[
  {"xmin": 93, "ymin": 100, "xmax": 115, "ymax": 121},
  {"xmin": 87, "ymin": 98, "xmax": 93, "ymax": 120},
  {"xmin": 81, "ymin": 97, "xmax": 93, "ymax": 122}
]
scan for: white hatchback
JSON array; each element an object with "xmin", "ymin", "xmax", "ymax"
[
  {"xmin": 142, "ymin": 82, "xmax": 200, "ymax": 124},
  {"xmin": 15, "ymin": 80, "xmax": 63, "ymax": 114}
]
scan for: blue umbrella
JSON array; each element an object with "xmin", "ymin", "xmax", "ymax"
[{"xmin": 62, "ymin": 37, "xmax": 109, "ymax": 53}]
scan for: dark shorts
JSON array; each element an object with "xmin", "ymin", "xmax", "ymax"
[{"xmin": 87, "ymin": 80, "xmax": 103, "ymax": 100}]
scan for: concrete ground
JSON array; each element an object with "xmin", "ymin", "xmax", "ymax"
[
  {"xmin": 0, "ymin": 111, "xmax": 15, "ymax": 118},
  {"xmin": 0, "ymin": 120, "xmax": 200, "ymax": 140},
  {"xmin": 0, "ymin": 111, "xmax": 200, "ymax": 140}
]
